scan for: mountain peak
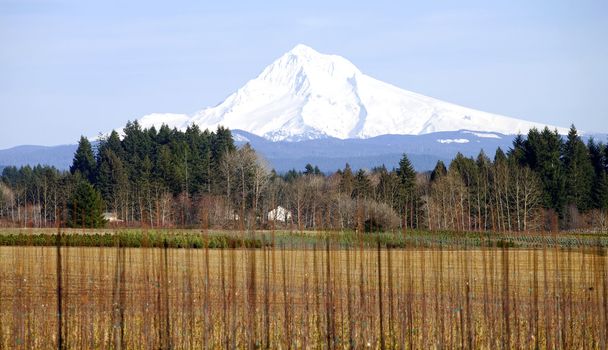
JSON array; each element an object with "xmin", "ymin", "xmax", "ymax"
[
  {"xmin": 287, "ymin": 44, "xmax": 320, "ymax": 57},
  {"xmin": 257, "ymin": 44, "xmax": 361, "ymax": 91},
  {"xmin": 138, "ymin": 45, "xmax": 568, "ymax": 141}
]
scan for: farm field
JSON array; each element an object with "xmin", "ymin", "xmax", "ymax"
[{"xmin": 0, "ymin": 235, "xmax": 607, "ymax": 349}]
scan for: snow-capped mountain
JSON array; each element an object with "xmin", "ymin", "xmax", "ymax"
[{"xmin": 137, "ymin": 44, "xmax": 567, "ymax": 141}]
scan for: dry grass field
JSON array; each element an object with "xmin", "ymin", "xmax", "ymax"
[{"xmin": 0, "ymin": 235, "xmax": 607, "ymax": 349}]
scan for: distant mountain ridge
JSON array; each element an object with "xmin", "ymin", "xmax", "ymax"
[
  {"xmin": 135, "ymin": 44, "xmax": 568, "ymax": 141},
  {"xmin": 231, "ymin": 129, "xmax": 514, "ymax": 171},
  {"xmin": 0, "ymin": 144, "xmax": 78, "ymax": 170}
]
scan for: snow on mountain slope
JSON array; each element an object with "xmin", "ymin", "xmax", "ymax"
[
  {"xmin": 138, "ymin": 44, "xmax": 568, "ymax": 141},
  {"xmin": 138, "ymin": 113, "xmax": 190, "ymax": 130}
]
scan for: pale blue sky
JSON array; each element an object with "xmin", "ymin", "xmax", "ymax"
[{"xmin": 1, "ymin": 0, "xmax": 607, "ymax": 148}]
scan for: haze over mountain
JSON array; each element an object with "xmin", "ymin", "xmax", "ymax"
[{"xmin": 137, "ymin": 44, "xmax": 568, "ymax": 141}]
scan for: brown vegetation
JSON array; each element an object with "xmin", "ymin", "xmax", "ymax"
[{"xmin": 0, "ymin": 236, "xmax": 606, "ymax": 349}]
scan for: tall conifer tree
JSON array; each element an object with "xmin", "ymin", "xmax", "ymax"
[
  {"xmin": 396, "ymin": 154, "xmax": 418, "ymax": 228},
  {"xmin": 67, "ymin": 179, "xmax": 105, "ymax": 228},
  {"xmin": 70, "ymin": 136, "xmax": 96, "ymax": 183},
  {"xmin": 589, "ymin": 139, "xmax": 608, "ymax": 209},
  {"xmin": 525, "ymin": 127, "xmax": 566, "ymax": 214},
  {"xmin": 430, "ymin": 160, "xmax": 447, "ymax": 182},
  {"xmin": 563, "ymin": 125, "xmax": 594, "ymax": 211}
]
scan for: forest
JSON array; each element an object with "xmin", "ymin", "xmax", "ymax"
[{"xmin": 0, "ymin": 121, "xmax": 607, "ymax": 232}]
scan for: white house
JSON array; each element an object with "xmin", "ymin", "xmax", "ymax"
[
  {"xmin": 103, "ymin": 212, "xmax": 124, "ymax": 223},
  {"xmin": 267, "ymin": 206, "xmax": 292, "ymax": 223}
]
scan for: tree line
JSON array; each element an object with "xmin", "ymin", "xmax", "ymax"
[
  {"xmin": 1, "ymin": 123, "xmax": 606, "ymax": 232},
  {"xmin": 0, "ymin": 121, "xmax": 236, "ymax": 228}
]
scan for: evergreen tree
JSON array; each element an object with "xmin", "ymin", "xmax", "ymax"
[
  {"xmin": 523, "ymin": 128, "xmax": 540, "ymax": 168},
  {"xmin": 430, "ymin": 160, "xmax": 447, "ymax": 182},
  {"xmin": 122, "ymin": 120, "xmax": 154, "ymax": 183},
  {"xmin": 156, "ymin": 144, "xmax": 179, "ymax": 194},
  {"xmin": 302, "ymin": 163, "xmax": 322, "ymax": 176},
  {"xmin": 171, "ymin": 139, "xmax": 190, "ymax": 194},
  {"xmin": 284, "ymin": 169, "xmax": 301, "ymax": 183},
  {"xmin": 589, "ymin": 139, "xmax": 608, "ymax": 209},
  {"xmin": 525, "ymin": 127, "xmax": 566, "ymax": 214},
  {"xmin": 67, "ymin": 179, "xmax": 105, "ymax": 228},
  {"xmin": 70, "ymin": 136, "xmax": 97, "ymax": 183},
  {"xmin": 476, "ymin": 150, "xmax": 491, "ymax": 169},
  {"xmin": 140, "ymin": 155, "xmax": 153, "ymax": 191},
  {"xmin": 605, "ymin": 142, "xmax": 608, "ymax": 172},
  {"xmin": 212, "ymin": 126, "xmax": 236, "ymax": 161},
  {"xmin": 375, "ymin": 165, "xmax": 395, "ymax": 205},
  {"xmin": 475, "ymin": 150, "xmax": 492, "ymax": 230},
  {"xmin": 304, "ymin": 163, "xmax": 315, "ymax": 176},
  {"xmin": 594, "ymin": 172, "xmax": 608, "ymax": 210},
  {"xmin": 563, "ymin": 125, "xmax": 594, "ymax": 211},
  {"xmin": 396, "ymin": 154, "xmax": 418, "ymax": 228},
  {"xmin": 508, "ymin": 133, "xmax": 527, "ymax": 166},
  {"xmin": 494, "ymin": 147, "xmax": 507, "ymax": 164},
  {"xmin": 603, "ymin": 139, "xmax": 608, "ymax": 172},
  {"xmin": 339, "ymin": 163, "xmax": 354, "ymax": 197},
  {"xmin": 96, "ymin": 149, "xmax": 128, "ymax": 211},
  {"xmin": 211, "ymin": 126, "xmax": 236, "ymax": 192},
  {"xmin": 353, "ymin": 169, "xmax": 372, "ymax": 199},
  {"xmin": 97, "ymin": 130, "xmax": 124, "ymax": 161},
  {"xmin": 396, "ymin": 154, "xmax": 416, "ymax": 193},
  {"xmin": 589, "ymin": 138, "xmax": 605, "ymax": 174},
  {"xmin": 200, "ymin": 131, "xmax": 213, "ymax": 192},
  {"xmin": 449, "ymin": 153, "xmax": 477, "ymax": 187},
  {"xmin": 156, "ymin": 124, "xmax": 173, "ymax": 146},
  {"xmin": 185, "ymin": 124, "xmax": 206, "ymax": 194}
]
